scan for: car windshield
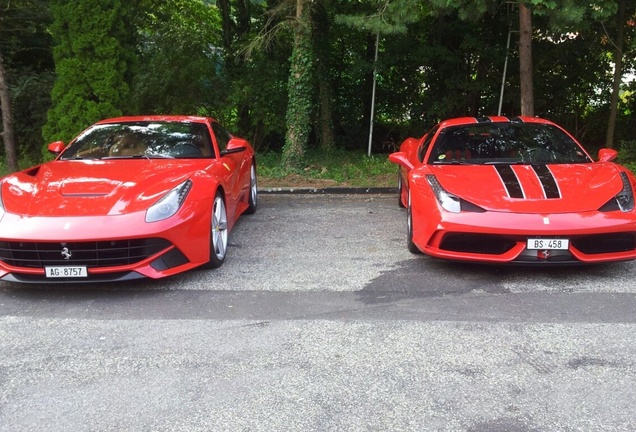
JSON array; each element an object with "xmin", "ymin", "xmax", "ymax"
[
  {"xmin": 427, "ymin": 122, "xmax": 592, "ymax": 165},
  {"xmin": 59, "ymin": 121, "xmax": 214, "ymax": 160}
]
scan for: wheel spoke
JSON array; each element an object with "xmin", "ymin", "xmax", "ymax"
[
  {"xmin": 212, "ymin": 196, "xmax": 228, "ymax": 259},
  {"xmin": 214, "ymin": 230, "xmax": 226, "ymax": 257},
  {"xmin": 250, "ymin": 165, "xmax": 257, "ymax": 204}
]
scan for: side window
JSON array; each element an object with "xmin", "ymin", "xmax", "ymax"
[
  {"xmin": 212, "ymin": 123, "xmax": 232, "ymax": 154},
  {"xmin": 418, "ymin": 125, "xmax": 439, "ymax": 163},
  {"xmin": 190, "ymin": 123, "xmax": 213, "ymax": 157}
]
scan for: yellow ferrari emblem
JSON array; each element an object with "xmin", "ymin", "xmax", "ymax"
[{"xmin": 223, "ymin": 163, "xmax": 231, "ymax": 171}]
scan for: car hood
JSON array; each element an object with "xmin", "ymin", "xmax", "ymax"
[
  {"xmin": 428, "ymin": 163, "xmax": 623, "ymax": 213},
  {"xmin": 1, "ymin": 159, "xmax": 214, "ymax": 217}
]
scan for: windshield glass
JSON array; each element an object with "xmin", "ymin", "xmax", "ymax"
[
  {"xmin": 427, "ymin": 122, "xmax": 591, "ymax": 165},
  {"xmin": 59, "ymin": 121, "xmax": 214, "ymax": 160}
]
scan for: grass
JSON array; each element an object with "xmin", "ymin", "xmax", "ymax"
[
  {"xmin": 0, "ymin": 149, "xmax": 399, "ymax": 189},
  {"xmin": 256, "ymin": 149, "xmax": 397, "ymax": 188}
]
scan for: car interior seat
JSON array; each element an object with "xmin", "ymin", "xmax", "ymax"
[{"xmin": 109, "ymin": 135, "xmax": 147, "ymax": 156}]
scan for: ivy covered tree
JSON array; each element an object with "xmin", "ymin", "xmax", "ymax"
[
  {"xmin": 43, "ymin": 0, "xmax": 138, "ymax": 146},
  {"xmin": 282, "ymin": 0, "xmax": 314, "ymax": 169}
]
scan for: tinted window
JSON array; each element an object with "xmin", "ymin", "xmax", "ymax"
[
  {"xmin": 427, "ymin": 122, "xmax": 591, "ymax": 165},
  {"xmin": 212, "ymin": 123, "xmax": 232, "ymax": 154},
  {"xmin": 418, "ymin": 125, "xmax": 439, "ymax": 163},
  {"xmin": 60, "ymin": 121, "xmax": 213, "ymax": 159}
]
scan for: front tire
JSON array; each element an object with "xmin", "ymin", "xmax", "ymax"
[
  {"xmin": 203, "ymin": 191, "xmax": 228, "ymax": 269},
  {"xmin": 245, "ymin": 162, "xmax": 258, "ymax": 215},
  {"xmin": 397, "ymin": 172, "xmax": 405, "ymax": 208},
  {"xmin": 407, "ymin": 190, "xmax": 421, "ymax": 254}
]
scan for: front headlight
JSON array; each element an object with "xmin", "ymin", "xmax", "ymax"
[
  {"xmin": 599, "ymin": 172, "xmax": 635, "ymax": 213},
  {"xmin": 427, "ymin": 175, "xmax": 461, "ymax": 213},
  {"xmin": 616, "ymin": 172, "xmax": 635, "ymax": 212},
  {"xmin": 145, "ymin": 179, "xmax": 193, "ymax": 223},
  {"xmin": 426, "ymin": 175, "xmax": 485, "ymax": 213}
]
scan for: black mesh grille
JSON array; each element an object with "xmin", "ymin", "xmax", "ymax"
[
  {"xmin": 7, "ymin": 271, "xmax": 136, "ymax": 283},
  {"xmin": 0, "ymin": 238, "xmax": 172, "ymax": 268},
  {"xmin": 572, "ymin": 233, "xmax": 636, "ymax": 255},
  {"xmin": 439, "ymin": 234, "xmax": 516, "ymax": 255}
]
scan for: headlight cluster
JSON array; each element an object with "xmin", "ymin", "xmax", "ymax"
[
  {"xmin": 145, "ymin": 179, "xmax": 193, "ymax": 223},
  {"xmin": 600, "ymin": 172, "xmax": 635, "ymax": 212},
  {"xmin": 426, "ymin": 175, "xmax": 485, "ymax": 213}
]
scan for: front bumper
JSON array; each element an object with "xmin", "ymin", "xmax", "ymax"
[
  {"xmin": 412, "ymin": 209, "xmax": 636, "ymax": 264},
  {"xmin": 0, "ymin": 204, "xmax": 210, "ymax": 282}
]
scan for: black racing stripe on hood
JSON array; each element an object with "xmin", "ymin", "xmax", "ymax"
[
  {"xmin": 494, "ymin": 165, "xmax": 524, "ymax": 198},
  {"xmin": 476, "ymin": 117, "xmax": 492, "ymax": 123},
  {"xmin": 532, "ymin": 164, "xmax": 560, "ymax": 199}
]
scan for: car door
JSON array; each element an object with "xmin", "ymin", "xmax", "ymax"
[{"xmin": 210, "ymin": 122, "xmax": 248, "ymax": 220}]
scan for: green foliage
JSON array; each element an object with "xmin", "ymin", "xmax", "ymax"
[
  {"xmin": 133, "ymin": 0, "xmax": 223, "ymax": 115},
  {"xmin": 43, "ymin": 0, "xmax": 137, "ymax": 147},
  {"xmin": 1, "ymin": 0, "xmax": 635, "ymax": 173},
  {"xmin": 0, "ymin": 0, "xmax": 54, "ymax": 169},
  {"xmin": 9, "ymin": 69, "xmax": 55, "ymax": 166},
  {"xmin": 258, "ymin": 149, "xmax": 396, "ymax": 186},
  {"xmin": 335, "ymin": 0, "xmax": 425, "ymax": 34},
  {"xmin": 618, "ymin": 140, "xmax": 636, "ymax": 166}
]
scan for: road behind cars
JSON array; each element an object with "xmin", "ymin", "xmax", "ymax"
[{"xmin": 1, "ymin": 194, "xmax": 636, "ymax": 431}]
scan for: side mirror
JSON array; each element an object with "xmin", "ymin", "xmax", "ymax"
[
  {"xmin": 598, "ymin": 148, "xmax": 618, "ymax": 162},
  {"xmin": 220, "ymin": 137, "xmax": 249, "ymax": 156},
  {"xmin": 389, "ymin": 152, "xmax": 414, "ymax": 171},
  {"xmin": 48, "ymin": 141, "xmax": 66, "ymax": 155}
]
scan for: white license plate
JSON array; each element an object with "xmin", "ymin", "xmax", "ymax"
[
  {"xmin": 526, "ymin": 238, "xmax": 569, "ymax": 250},
  {"xmin": 45, "ymin": 266, "xmax": 88, "ymax": 278}
]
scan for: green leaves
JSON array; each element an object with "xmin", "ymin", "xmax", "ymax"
[{"xmin": 44, "ymin": 0, "xmax": 135, "ymax": 144}]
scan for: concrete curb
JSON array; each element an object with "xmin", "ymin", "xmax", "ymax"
[{"xmin": 259, "ymin": 187, "xmax": 395, "ymax": 195}]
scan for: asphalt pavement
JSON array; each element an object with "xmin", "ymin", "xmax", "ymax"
[{"xmin": 1, "ymin": 192, "xmax": 636, "ymax": 431}]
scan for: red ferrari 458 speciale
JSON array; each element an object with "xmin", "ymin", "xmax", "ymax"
[
  {"xmin": 0, "ymin": 115, "xmax": 257, "ymax": 283},
  {"xmin": 389, "ymin": 115, "xmax": 636, "ymax": 264}
]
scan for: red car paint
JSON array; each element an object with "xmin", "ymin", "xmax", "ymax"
[
  {"xmin": 390, "ymin": 116, "xmax": 636, "ymax": 264},
  {"xmin": 0, "ymin": 115, "xmax": 257, "ymax": 282}
]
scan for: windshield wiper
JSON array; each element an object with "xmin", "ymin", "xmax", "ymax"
[
  {"xmin": 483, "ymin": 160, "xmax": 526, "ymax": 165},
  {"xmin": 432, "ymin": 160, "xmax": 472, "ymax": 165},
  {"xmin": 145, "ymin": 153, "xmax": 174, "ymax": 159},
  {"xmin": 63, "ymin": 155, "xmax": 97, "ymax": 161},
  {"xmin": 102, "ymin": 155, "xmax": 149, "ymax": 160}
]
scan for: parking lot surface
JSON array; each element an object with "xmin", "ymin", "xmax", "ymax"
[{"xmin": 1, "ymin": 194, "xmax": 636, "ymax": 431}]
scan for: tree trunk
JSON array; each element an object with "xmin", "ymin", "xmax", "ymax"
[
  {"xmin": 318, "ymin": 77, "xmax": 335, "ymax": 151},
  {"xmin": 313, "ymin": 0, "xmax": 334, "ymax": 151},
  {"xmin": 606, "ymin": 0, "xmax": 626, "ymax": 149},
  {"xmin": 518, "ymin": 2, "xmax": 534, "ymax": 117},
  {"xmin": 216, "ymin": 0, "xmax": 233, "ymax": 50},
  {"xmin": 0, "ymin": 50, "xmax": 19, "ymax": 172},
  {"xmin": 282, "ymin": 0, "xmax": 313, "ymax": 169}
]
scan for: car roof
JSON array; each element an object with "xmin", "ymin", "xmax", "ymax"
[
  {"xmin": 95, "ymin": 115, "xmax": 217, "ymax": 125},
  {"xmin": 437, "ymin": 115, "xmax": 556, "ymax": 129}
]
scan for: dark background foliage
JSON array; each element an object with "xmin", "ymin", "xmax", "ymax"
[{"xmin": 0, "ymin": 0, "xmax": 634, "ymax": 170}]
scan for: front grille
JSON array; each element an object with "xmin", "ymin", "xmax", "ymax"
[
  {"xmin": 5, "ymin": 271, "xmax": 138, "ymax": 283},
  {"xmin": 439, "ymin": 233, "xmax": 516, "ymax": 255},
  {"xmin": 0, "ymin": 238, "xmax": 172, "ymax": 268},
  {"xmin": 572, "ymin": 233, "xmax": 636, "ymax": 255}
]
